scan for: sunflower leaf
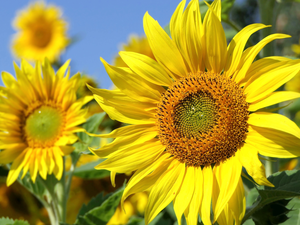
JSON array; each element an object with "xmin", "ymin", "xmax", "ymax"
[
  {"xmin": 0, "ymin": 218, "xmax": 30, "ymax": 225},
  {"xmin": 77, "ymin": 112, "xmax": 105, "ymax": 147},
  {"xmin": 72, "ymin": 159, "xmax": 110, "ymax": 179},
  {"xmin": 75, "ymin": 185, "xmax": 124, "ymax": 225},
  {"xmin": 242, "ymin": 170, "xmax": 300, "ymax": 224}
]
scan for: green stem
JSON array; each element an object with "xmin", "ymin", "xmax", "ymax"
[
  {"xmin": 65, "ymin": 153, "xmax": 81, "ymax": 202},
  {"xmin": 257, "ymin": 0, "xmax": 276, "ymax": 57},
  {"xmin": 56, "ymin": 157, "xmax": 67, "ymax": 223}
]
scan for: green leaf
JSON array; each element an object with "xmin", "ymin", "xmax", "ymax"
[
  {"xmin": 0, "ymin": 218, "xmax": 30, "ymax": 225},
  {"xmin": 77, "ymin": 192, "xmax": 112, "ymax": 219},
  {"xmin": 250, "ymin": 199, "xmax": 291, "ymax": 225},
  {"xmin": 199, "ymin": 0, "xmax": 235, "ymax": 21},
  {"xmin": 0, "ymin": 218, "xmax": 14, "ymax": 225},
  {"xmin": 281, "ymin": 197, "xmax": 300, "ymax": 225},
  {"xmin": 221, "ymin": 0, "xmax": 236, "ymax": 21},
  {"xmin": 17, "ymin": 173, "xmax": 47, "ymax": 198},
  {"xmin": 78, "ymin": 112, "xmax": 106, "ymax": 143},
  {"xmin": 242, "ymin": 170, "xmax": 300, "ymax": 224},
  {"xmin": 75, "ymin": 185, "xmax": 125, "ymax": 225},
  {"xmin": 72, "ymin": 159, "xmax": 109, "ymax": 179},
  {"xmin": 0, "ymin": 166, "xmax": 8, "ymax": 176}
]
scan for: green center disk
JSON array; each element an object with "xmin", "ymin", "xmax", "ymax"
[
  {"xmin": 25, "ymin": 106, "xmax": 64, "ymax": 143},
  {"xmin": 174, "ymin": 92, "xmax": 218, "ymax": 138}
]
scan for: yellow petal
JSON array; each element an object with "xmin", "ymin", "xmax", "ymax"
[
  {"xmin": 145, "ymin": 160, "xmax": 185, "ymax": 225},
  {"xmin": 101, "ymin": 58, "xmax": 163, "ymax": 103},
  {"xmin": 91, "ymin": 124, "xmax": 157, "ymax": 158},
  {"xmin": 38, "ymin": 150, "xmax": 48, "ymax": 180},
  {"xmin": 238, "ymin": 142, "xmax": 274, "ymax": 187},
  {"xmin": 213, "ymin": 156, "xmax": 242, "ymax": 222},
  {"xmin": 6, "ymin": 150, "xmax": 28, "ymax": 186},
  {"xmin": 0, "ymin": 144, "xmax": 26, "ymax": 164},
  {"xmin": 173, "ymin": 166, "xmax": 195, "ymax": 225},
  {"xmin": 248, "ymin": 112, "xmax": 300, "ymax": 139},
  {"xmin": 249, "ymin": 91, "xmax": 300, "ymax": 111},
  {"xmin": 122, "ymin": 153, "xmax": 172, "ymax": 205},
  {"xmin": 228, "ymin": 177, "xmax": 246, "ymax": 225},
  {"xmin": 239, "ymin": 56, "xmax": 290, "ymax": 86},
  {"xmin": 200, "ymin": 166, "xmax": 213, "ymax": 225},
  {"xmin": 119, "ymin": 51, "xmax": 173, "ymax": 86},
  {"xmin": 143, "ymin": 12, "xmax": 187, "ymax": 78},
  {"xmin": 211, "ymin": 0, "xmax": 221, "ymax": 20},
  {"xmin": 203, "ymin": 4, "xmax": 227, "ymax": 74},
  {"xmin": 247, "ymin": 125, "xmax": 300, "ymax": 158},
  {"xmin": 224, "ymin": 24, "xmax": 269, "ymax": 77},
  {"xmin": 244, "ymin": 60, "xmax": 300, "ymax": 103},
  {"xmin": 95, "ymin": 140, "xmax": 165, "ymax": 173},
  {"xmin": 110, "ymin": 171, "xmax": 116, "ymax": 187},
  {"xmin": 184, "ymin": 167, "xmax": 203, "ymax": 225},
  {"xmin": 52, "ymin": 147, "xmax": 63, "ymax": 180},
  {"xmin": 234, "ymin": 34, "xmax": 291, "ymax": 83},
  {"xmin": 90, "ymin": 88, "xmax": 155, "ymax": 125}
]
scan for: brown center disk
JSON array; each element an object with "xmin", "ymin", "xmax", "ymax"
[{"xmin": 156, "ymin": 72, "xmax": 249, "ymax": 167}]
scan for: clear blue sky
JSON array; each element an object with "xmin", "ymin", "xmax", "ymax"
[{"xmin": 0, "ymin": 0, "xmax": 181, "ymax": 89}]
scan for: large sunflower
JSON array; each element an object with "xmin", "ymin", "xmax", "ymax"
[
  {"xmin": 89, "ymin": 0, "xmax": 300, "ymax": 224},
  {"xmin": 11, "ymin": 2, "xmax": 69, "ymax": 62},
  {"xmin": 0, "ymin": 59, "xmax": 92, "ymax": 186}
]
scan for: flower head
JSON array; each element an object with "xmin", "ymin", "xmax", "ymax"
[
  {"xmin": 11, "ymin": 2, "xmax": 69, "ymax": 62},
  {"xmin": 89, "ymin": 0, "xmax": 300, "ymax": 224},
  {"xmin": 0, "ymin": 59, "xmax": 92, "ymax": 186}
]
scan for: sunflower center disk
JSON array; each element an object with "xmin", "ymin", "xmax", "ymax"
[
  {"xmin": 156, "ymin": 72, "xmax": 249, "ymax": 167},
  {"xmin": 24, "ymin": 106, "xmax": 64, "ymax": 147},
  {"xmin": 174, "ymin": 92, "xmax": 217, "ymax": 139},
  {"xmin": 31, "ymin": 20, "xmax": 52, "ymax": 48}
]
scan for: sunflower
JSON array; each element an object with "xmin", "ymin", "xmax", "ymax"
[
  {"xmin": 11, "ymin": 2, "xmax": 69, "ymax": 62},
  {"xmin": 113, "ymin": 35, "xmax": 155, "ymax": 67},
  {"xmin": 89, "ymin": 0, "xmax": 300, "ymax": 224},
  {"xmin": 0, "ymin": 59, "xmax": 92, "ymax": 186}
]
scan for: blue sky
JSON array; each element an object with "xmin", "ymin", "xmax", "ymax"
[{"xmin": 0, "ymin": 0, "xmax": 181, "ymax": 89}]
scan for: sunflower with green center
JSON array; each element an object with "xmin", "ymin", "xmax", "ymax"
[
  {"xmin": 11, "ymin": 2, "xmax": 69, "ymax": 62},
  {"xmin": 0, "ymin": 59, "xmax": 92, "ymax": 186},
  {"xmin": 89, "ymin": 0, "xmax": 300, "ymax": 224}
]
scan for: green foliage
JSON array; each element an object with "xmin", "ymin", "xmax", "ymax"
[
  {"xmin": 72, "ymin": 159, "xmax": 109, "ymax": 179},
  {"xmin": 220, "ymin": 0, "xmax": 236, "ymax": 21},
  {"xmin": 77, "ymin": 192, "xmax": 112, "ymax": 218},
  {"xmin": 75, "ymin": 185, "xmax": 124, "ymax": 225},
  {"xmin": 0, "ymin": 218, "xmax": 30, "ymax": 225},
  {"xmin": 243, "ymin": 170, "xmax": 300, "ymax": 224},
  {"xmin": 17, "ymin": 173, "xmax": 47, "ymax": 199},
  {"xmin": 75, "ymin": 112, "xmax": 106, "ymax": 153},
  {"xmin": 0, "ymin": 166, "xmax": 8, "ymax": 176}
]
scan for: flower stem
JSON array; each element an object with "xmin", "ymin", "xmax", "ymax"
[
  {"xmin": 257, "ymin": 0, "xmax": 276, "ymax": 57},
  {"xmin": 56, "ymin": 157, "xmax": 67, "ymax": 223}
]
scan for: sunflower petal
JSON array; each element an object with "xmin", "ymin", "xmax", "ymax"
[
  {"xmin": 248, "ymin": 112, "xmax": 300, "ymax": 139},
  {"xmin": 228, "ymin": 177, "xmax": 246, "ymax": 225},
  {"xmin": 200, "ymin": 166, "xmax": 213, "ymax": 225},
  {"xmin": 249, "ymin": 91, "xmax": 300, "ymax": 111},
  {"xmin": 143, "ymin": 12, "xmax": 187, "ymax": 78},
  {"xmin": 238, "ymin": 142, "xmax": 274, "ymax": 186},
  {"xmin": 145, "ymin": 160, "xmax": 185, "ymax": 225},
  {"xmin": 173, "ymin": 166, "xmax": 195, "ymax": 225},
  {"xmin": 184, "ymin": 167, "xmax": 203, "ymax": 225},
  {"xmin": 203, "ymin": 4, "xmax": 227, "ymax": 73},
  {"xmin": 224, "ymin": 24, "xmax": 269, "ymax": 77},
  {"xmin": 119, "ymin": 51, "xmax": 173, "ymax": 86},
  {"xmin": 247, "ymin": 125, "xmax": 300, "ymax": 158},
  {"xmin": 234, "ymin": 34, "xmax": 291, "ymax": 83},
  {"xmin": 213, "ymin": 156, "xmax": 242, "ymax": 222}
]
